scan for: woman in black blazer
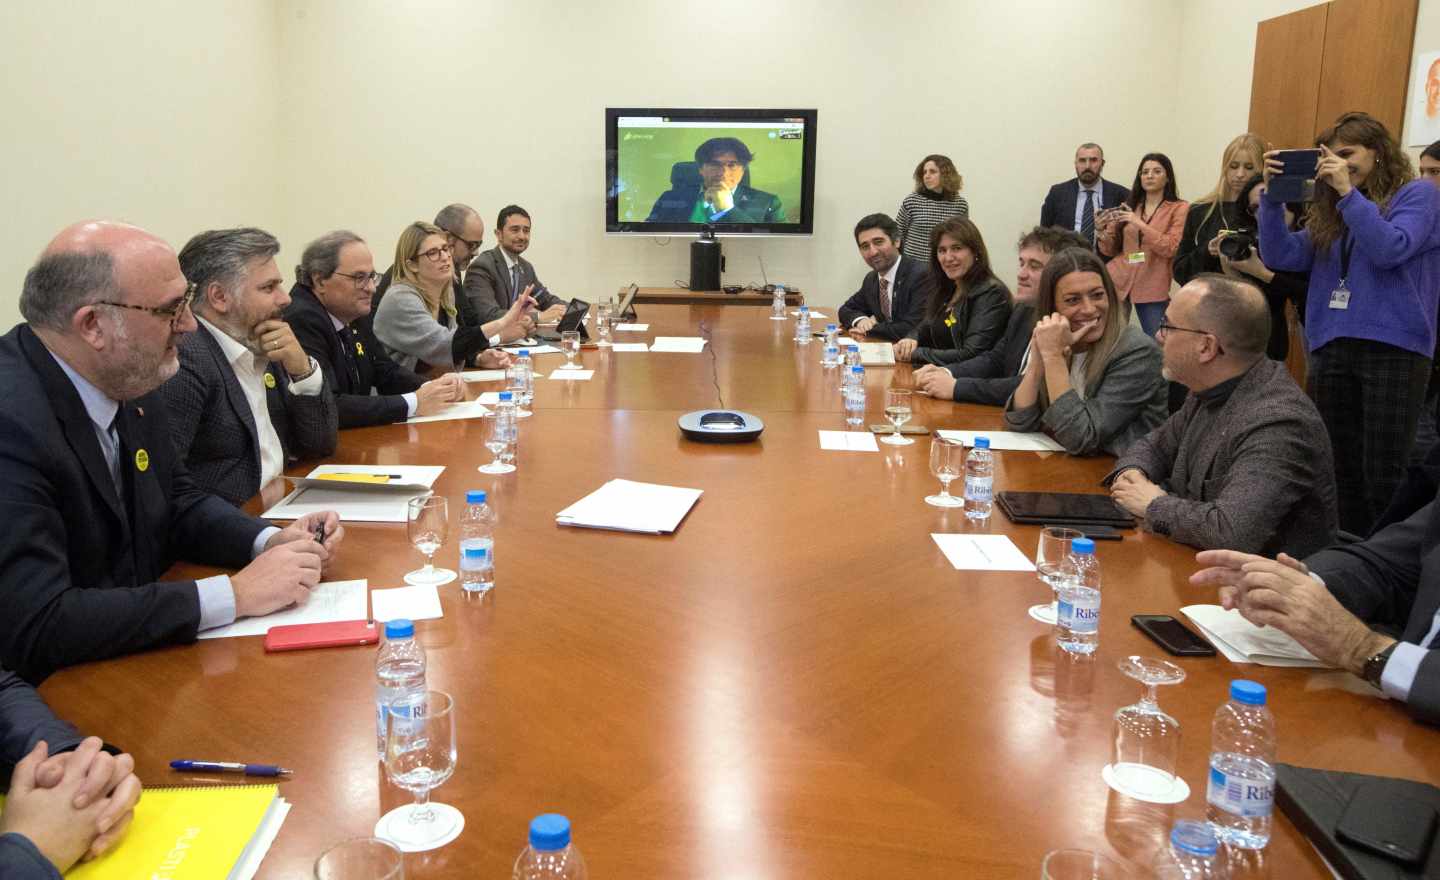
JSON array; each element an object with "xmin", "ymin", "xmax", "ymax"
[{"xmin": 895, "ymin": 217, "xmax": 1011, "ymax": 367}]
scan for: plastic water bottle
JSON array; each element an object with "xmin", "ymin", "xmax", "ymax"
[
  {"xmin": 1056, "ymin": 537, "xmax": 1101, "ymax": 654},
  {"xmin": 824, "ymin": 322, "xmax": 839, "ymax": 347},
  {"xmin": 963, "ymin": 437, "xmax": 994, "ymax": 519},
  {"xmin": 822, "ymin": 343, "xmax": 839, "ymax": 367},
  {"xmin": 375, "ymin": 619, "xmax": 426, "ymax": 759},
  {"xmin": 517, "ymin": 350, "xmax": 535, "ymax": 414},
  {"xmin": 460, "ymin": 490, "xmax": 496, "ymax": 594},
  {"xmin": 513, "ymin": 814, "xmax": 587, "ymax": 879},
  {"xmin": 844, "ymin": 363, "xmax": 863, "ymax": 390},
  {"xmin": 1207, "ymin": 680, "xmax": 1277, "ymax": 849},
  {"xmin": 1153, "ymin": 820, "xmax": 1228, "ymax": 879},
  {"xmin": 795, "ymin": 306, "xmax": 811, "ymax": 344},
  {"xmin": 771, "ymin": 286, "xmax": 786, "ymax": 320},
  {"xmin": 844, "ymin": 377, "xmax": 865, "ymax": 427},
  {"xmin": 497, "ymin": 392, "xmax": 519, "ymax": 467}
]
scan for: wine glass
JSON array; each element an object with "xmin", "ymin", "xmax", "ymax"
[
  {"xmin": 376, "ymin": 690, "xmax": 462, "ymax": 852},
  {"xmin": 314, "ymin": 837, "xmax": 404, "ymax": 879},
  {"xmin": 1040, "ymin": 849, "xmax": 1129, "ymax": 879},
  {"xmin": 404, "ymin": 496, "xmax": 455, "ymax": 586},
  {"xmin": 1031, "ymin": 527, "xmax": 1083, "ymax": 624},
  {"xmin": 595, "ymin": 302, "xmax": 613, "ymax": 348},
  {"xmin": 506, "ymin": 364, "xmax": 532, "ymax": 418},
  {"xmin": 479, "ymin": 412, "xmax": 516, "ymax": 475},
  {"xmin": 881, "ymin": 388, "xmax": 914, "ymax": 445},
  {"xmin": 1109, "ymin": 656, "xmax": 1186, "ymax": 801},
  {"xmin": 560, "ymin": 330, "xmax": 581, "ymax": 368},
  {"xmin": 925, "ymin": 435, "xmax": 965, "ymax": 507}
]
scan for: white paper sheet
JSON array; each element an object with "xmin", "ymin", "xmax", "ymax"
[
  {"xmin": 610, "ymin": 343, "xmax": 649, "ymax": 352},
  {"xmin": 935, "ymin": 430, "xmax": 1066, "ymax": 452},
  {"xmin": 263, "ymin": 465, "xmax": 444, "ymax": 523},
  {"xmin": 406, "ymin": 397, "xmax": 490, "ymax": 424},
  {"xmin": 502, "ymin": 344, "xmax": 562, "ymax": 354},
  {"xmin": 790, "ymin": 310, "xmax": 828, "ymax": 319},
  {"xmin": 614, "ymin": 323, "xmax": 649, "ymax": 331},
  {"xmin": 198, "ymin": 580, "xmax": 369, "ymax": 640},
  {"xmin": 232, "ymin": 796, "xmax": 291, "ymax": 880},
  {"xmin": 556, "ymin": 479, "xmax": 702, "ymax": 534},
  {"xmin": 649, "ymin": 337, "xmax": 708, "ymax": 353},
  {"xmin": 818, "ymin": 430, "xmax": 880, "ymax": 452},
  {"xmin": 459, "ymin": 369, "xmax": 507, "ymax": 382},
  {"xmin": 930, "ymin": 534, "xmax": 1037, "ymax": 571},
  {"xmin": 371, "ymin": 584, "xmax": 444, "ymax": 622},
  {"xmin": 858, "ymin": 342, "xmax": 896, "ymax": 366},
  {"xmin": 1181, "ymin": 605, "xmax": 1329, "ymax": 667},
  {"xmin": 548, "ymin": 369, "xmax": 594, "ymax": 380}
]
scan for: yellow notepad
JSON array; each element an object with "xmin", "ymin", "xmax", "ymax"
[{"xmin": 311, "ymin": 472, "xmax": 393, "ymax": 484}]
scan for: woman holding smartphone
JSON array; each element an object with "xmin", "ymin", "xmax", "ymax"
[
  {"xmin": 1257, "ymin": 111, "xmax": 1440, "ymax": 534},
  {"xmin": 1097, "ymin": 152, "xmax": 1189, "ymax": 336}
]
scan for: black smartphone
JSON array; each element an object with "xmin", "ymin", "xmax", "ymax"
[
  {"xmin": 1336, "ymin": 784, "xmax": 1437, "ymax": 868},
  {"xmin": 1039, "ymin": 523, "xmax": 1123, "ymax": 541},
  {"xmin": 1131, "ymin": 615, "xmax": 1216, "ymax": 656}
]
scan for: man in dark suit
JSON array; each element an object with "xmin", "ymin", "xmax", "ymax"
[
  {"xmin": 463, "ymin": 205, "xmax": 568, "ymax": 325},
  {"xmin": 0, "ymin": 220, "xmax": 341, "ymax": 683},
  {"xmin": 0, "ymin": 669, "xmax": 142, "ymax": 876},
  {"xmin": 645, "ymin": 136, "xmax": 786, "ymax": 224},
  {"xmin": 286, "ymin": 230, "xmax": 466, "ymax": 429},
  {"xmin": 1039, "ymin": 143, "xmax": 1130, "ymax": 247},
  {"xmin": 837, "ymin": 213, "xmax": 933, "ymax": 342},
  {"xmin": 161, "ymin": 227, "xmax": 337, "ymax": 507}
]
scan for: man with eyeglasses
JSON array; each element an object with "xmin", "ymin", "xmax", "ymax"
[
  {"xmin": 374, "ymin": 203, "xmax": 511, "ymax": 334},
  {"xmin": 645, "ymin": 137, "xmax": 786, "ymax": 225},
  {"xmin": 285, "ymin": 230, "xmax": 467, "ymax": 428},
  {"xmin": 463, "ymin": 205, "xmax": 568, "ymax": 326},
  {"xmin": 1103, "ymin": 273, "xmax": 1336, "ymax": 556},
  {"xmin": 0, "ymin": 220, "xmax": 342, "ymax": 684}
]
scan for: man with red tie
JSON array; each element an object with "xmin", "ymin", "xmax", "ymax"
[{"xmin": 838, "ymin": 213, "xmax": 934, "ymax": 342}]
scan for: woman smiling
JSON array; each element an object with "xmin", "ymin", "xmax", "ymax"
[
  {"xmin": 894, "ymin": 218, "xmax": 1009, "ymax": 368},
  {"xmin": 1004, "ymin": 248, "xmax": 1167, "ymax": 456}
]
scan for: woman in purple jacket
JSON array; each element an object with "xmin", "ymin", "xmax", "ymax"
[{"xmin": 1258, "ymin": 112, "xmax": 1440, "ymax": 534}]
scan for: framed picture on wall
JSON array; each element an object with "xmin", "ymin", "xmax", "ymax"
[{"xmin": 1406, "ymin": 49, "xmax": 1440, "ymax": 147}]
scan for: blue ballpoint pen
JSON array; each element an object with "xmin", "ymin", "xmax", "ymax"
[{"xmin": 170, "ymin": 760, "xmax": 292, "ymax": 777}]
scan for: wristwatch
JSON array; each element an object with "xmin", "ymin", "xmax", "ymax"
[{"xmin": 1362, "ymin": 641, "xmax": 1398, "ymax": 689}]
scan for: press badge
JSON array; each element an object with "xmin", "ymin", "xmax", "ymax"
[
  {"xmin": 1127, "ymin": 252, "xmax": 1146, "ymax": 265},
  {"xmin": 1329, "ymin": 282, "xmax": 1350, "ymax": 310}
]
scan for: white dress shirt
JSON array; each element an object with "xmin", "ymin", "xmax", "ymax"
[{"xmin": 1308, "ymin": 571, "xmax": 1431, "ymax": 703}]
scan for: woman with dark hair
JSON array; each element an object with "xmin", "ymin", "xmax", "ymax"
[
  {"xmin": 1004, "ymin": 247, "xmax": 1167, "ymax": 456},
  {"xmin": 893, "ymin": 217, "xmax": 1009, "ymax": 367},
  {"xmin": 1097, "ymin": 152, "xmax": 1189, "ymax": 335},
  {"xmin": 1224, "ymin": 174, "xmax": 1309, "ymax": 360},
  {"xmin": 1419, "ymin": 140, "xmax": 1440, "ymax": 183},
  {"xmin": 895, "ymin": 154, "xmax": 970, "ymax": 264},
  {"xmin": 1258, "ymin": 112, "xmax": 1440, "ymax": 534}
]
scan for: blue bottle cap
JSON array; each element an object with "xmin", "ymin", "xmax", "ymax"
[
  {"xmin": 384, "ymin": 619, "xmax": 414, "ymax": 639},
  {"xmin": 528, "ymin": 813, "xmax": 571, "ymax": 851},
  {"xmin": 850, "ymin": 366, "xmax": 863, "ymax": 374},
  {"xmin": 973, "ymin": 436, "xmax": 990, "ymax": 449},
  {"xmin": 799, "ymin": 305, "xmax": 809, "ymax": 311},
  {"xmin": 827, "ymin": 323, "xmax": 837, "ymax": 331},
  {"xmin": 1170, "ymin": 820, "xmax": 1219, "ymax": 856},
  {"xmin": 1230, "ymin": 679, "xmax": 1267, "ymax": 705},
  {"xmin": 1070, "ymin": 537, "xmax": 1096, "ymax": 555},
  {"xmin": 466, "ymin": 490, "xmax": 487, "ymax": 504},
  {"xmin": 463, "ymin": 546, "xmax": 487, "ymax": 559},
  {"xmin": 499, "ymin": 391, "xmax": 513, "ymax": 401},
  {"xmin": 519, "ymin": 349, "xmax": 530, "ymax": 356}
]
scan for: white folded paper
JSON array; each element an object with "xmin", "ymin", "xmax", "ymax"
[
  {"xmin": 263, "ymin": 465, "xmax": 444, "ymax": 523},
  {"xmin": 931, "ymin": 534, "xmax": 1037, "ymax": 571},
  {"xmin": 610, "ymin": 343, "xmax": 649, "ymax": 352},
  {"xmin": 614, "ymin": 323, "xmax": 649, "ymax": 331},
  {"xmin": 502, "ymin": 344, "xmax": 562, "ymax": 354},
  {"xmin": 548, "ymin": 369, "xmax": 594, "ymax": 380},
  {"xmin": 371, "ymin": 583, "xmax": 444, "ymax": 622},
  {"xmin": 459, "ymin": 369, "xmax": 507, "ymax": 382},
  {"xmin": 649, "ymin": 337, "xmax": 708, "ymax": 353},
  {"xmin": 1181, "ymin": 605, "xmax": 1329, "ymax": 667},
  {"xmin": 198, "ymin": 579, "xmax": 370, "ymax": 640},
  {"xmin": 858, "ymin": 342, "xmax": 895, "ymax": 365},
  {"xmin": 818, "ymin": 430, "xmax": 879, "ymax": 452},
  {"xmin": 556, "ymin": 479, "xmax": 702, "ymax": 534},
  {"xmin": 790, "ymin": 310, "xmax": 828, "ymax": 319},
  {"xmin": 406, "ymin": 397, "xmax": 490, "ymax": 424},
  {"xmin": 935, "ymin": 430, "xmax": 1065, "ymax": 452}
]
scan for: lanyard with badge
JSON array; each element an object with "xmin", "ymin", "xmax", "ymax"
[
  {"xmin": 1329, "ymin": 233, "xmax": 1355, "ymax": 310},
  {"xmin": 1127, "ymin": 202, "xmax": 1161, "ymax": 265}
]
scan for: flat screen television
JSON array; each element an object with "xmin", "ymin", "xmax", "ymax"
[{"xmin": 606, "ymin": 107, "xmax": 817, "ymax": 236}]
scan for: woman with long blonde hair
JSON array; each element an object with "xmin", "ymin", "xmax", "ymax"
[
  {"xmin": 1258, "ymin": 111, "xmax": 1440, "ymax": 534},
  {"xmin": 1174, "ymin": 133, "xmax": 1266, "ymax": 286}
]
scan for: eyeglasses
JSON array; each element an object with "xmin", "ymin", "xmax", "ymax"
[
  {"xmin": 413, "ymin": 245, "xmax": 452, "ymax": 263},
  {"xmin": 448, "ymin": 233, "xmax": 482, "ymax": 253},
  {"xmin": 1156, "ymin": 318, "xmax": 1225, "ymax": 354},
  {"xmin": 333, "ymin": 270, "xmax": 381, "ymax": 287},
  {"xmin": 702, "ymin": 160, "xmax": 745, "ymax": 171},
  {"xmin": 95, "ymin": 281, "xmax": 197, "ymax": 327}
]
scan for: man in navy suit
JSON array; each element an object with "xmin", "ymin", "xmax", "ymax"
[
  {"xmin": 837, "ymin": 213, "xmax": 934, "ymax": 342},
  {"xmin": 1039, "ymin": 143, "xmax": 1131, "ymax": 247},
  {"xmin": 0, "ymin": 220, "xmax": 342, "ymax": 683}
]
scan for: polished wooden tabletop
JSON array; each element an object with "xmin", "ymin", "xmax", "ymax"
[{"xmin": 40, "ymin": 305, "xmax": 1437, "ymax": 878}]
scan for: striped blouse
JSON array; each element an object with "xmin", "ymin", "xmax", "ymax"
[{"xmin": 895, "ymin": 192, "xmax": 970, "ymax": 263}]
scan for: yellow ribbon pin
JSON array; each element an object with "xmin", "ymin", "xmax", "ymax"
[
  {"xmin": 944, "ymin": 313, "xmax": 957, "ymax": 328},
  {"xmin": 135, "ymin": 449, "xmax": 149, "ymax": 472},
  {"xmin": 356, "ymin": 341, "xmax": 365, "ymax": 356},
  {"xmin": 263, "ymin": 373, "xmax": 277, "ymax": 389}
]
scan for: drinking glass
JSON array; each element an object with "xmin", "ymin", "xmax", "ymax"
[
  {"xmin": 925, "ymin": 436, "xmax": 965, "ymax": 508},
  {"xmin": 1040, "ymin": 849, "xmax": 1129, "ymax": 879},
  {"xmin": 881, "ymin": 388, "xmax": 914, "ymax": 445},
  {"xmin": 479, "ymin": 415, "xmax": 516, "ymax": 475},
  {"xmin": 404, "ymin": 496, "xmax": 455, "ymax": 586},
  {"xmin": 1031, "ymin": 527, "xmax": 1083, "ymax": 624},
  {"xmin": 1110, "ymin": 656, "xmax": 1186, "ymax": 801},
  {"xmin": 560, "ymin": 330, "xmax": 581, "ymax": 368},
  {"xmin": 595, "ymin": 302, "xmax": 613, "ymax": 347},
  {"xmin": 506, "ymin": 364, "xmax": 532, "ymax": 418},
  {"xmin": 314, "ymin": 837, "xmax": 403, "ymax": 879},
  {"xmin": 378, "ymin": 691, "xmax": 461, "ymax": 852}
]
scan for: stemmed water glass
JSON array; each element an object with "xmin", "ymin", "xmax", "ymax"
[
  {"xmin": 881, "ymin": 388, "xmax": 914, "ymax": 445},
  {"xmin": 595, "ymin": 302, "xmax": 613, "ymax": 348},
  {"xmin": 1031, "ymin": 527, "xmax": 1083, "ymax": 624},
  {"xmin": 1040, "ymin": 850, "xmax": 1129, "ymax": 879},
  {"xmin": 479, "ymin": 411, "xmax": 516, "ymax": 475},
  {"xmin": 314, "ymin": 837, "xmax": 404, "ymax": 879},
  {"xmin": 560, "ymin": 330, "xmax": 581, "ymax": 368},
  {"xmin": 1109, "ymin": 656, "xmax": 1187, "ymax": 802},
  {"xmin": 925, "ymin": 435, "xmax": 965, "ymax": 507},
  {"xmin": 376, "ymin": 690, "xmax": 462, "ymax": 852},
  {"xmin": 404, "ymin": 495, "xmax": 455, "ymax": 586}
]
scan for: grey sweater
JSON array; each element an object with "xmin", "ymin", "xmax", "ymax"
[
  {"xmin": 1004, "ymin": 323, "xmax": 1166, "ymax": 457},
  {"xmin": 373, "ymin": 282, "xmax": 458, "ymax": 373},
  {"xmin": 1106, "ymin": 358, "xmax": 1338, "ymax": 557}
]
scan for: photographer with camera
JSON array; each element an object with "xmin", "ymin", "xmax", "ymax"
[
  {"xmin": 1219, "ymin": 175, "xmax": 1309, "ymax": 360},
  {"xmin": 1175, "ymin": 134, "xmax": 1267, "ymax": 287},
  {"xmin": 1257, "ymin": 112, "xmax": 1440, "ymax": 535}
]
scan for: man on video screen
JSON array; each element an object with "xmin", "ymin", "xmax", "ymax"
[{"xmin": 646, "ymin": 136, "xmax": 787, "ymax": 224}]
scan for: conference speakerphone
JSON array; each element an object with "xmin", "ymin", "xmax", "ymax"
[{"xmin": 678, "ymin": 410, "xmax": 764, "ymax": 442}]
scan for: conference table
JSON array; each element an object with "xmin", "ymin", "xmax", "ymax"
[{"xmin": 40, "ymin": 304, "xmax": 1439, "ymax": 878}]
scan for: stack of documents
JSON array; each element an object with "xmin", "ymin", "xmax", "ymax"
[
  {"xmin": 649, "ymin": 337, "xmax": 707, "ymax": 353},
  {"xmin": 263, "ymin": 465, "xmax": 444, "ymax": 523},
  {"xmin": 858, "ymin": 342, "xmax": 895, "ymax": 365},
  {"xmin": 556, "ymin": 479, "xmax": 702, "ymax": 534},
  {"xmin": 936, "ymin": 430, "xmax": 1065, "ymax": 452},
  {"xmin": 1181, "ymin": 605, "xmax": 1330, "ymax": 667}
]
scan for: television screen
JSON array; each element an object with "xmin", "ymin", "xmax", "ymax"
[{"xmin": 606, "ymin": 108, "xmax": 817, "ymax": 235}]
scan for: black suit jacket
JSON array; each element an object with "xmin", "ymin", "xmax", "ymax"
[
  {"xmin": 1039, "ymin": 178, "xmax": 1130, "ymax": 237},
  {"xmin": 285, "ymin": 283, "xmax": 424, "ymax": 428},
  {"xmin": 837, "ymin": 256, "xmax": 935, "ymax": 341},
  {"xmin": 0, "ymin": 325, "xmax": 267, "ymax": 683},
  {"xmin": 463, "ymin": 247, "xmax": 563, "ymax": 324},
  {"xmin": 645, "ymin": 184, "xmax": 786, "ymax": 224},
  {"xmin": 161, "ymin": 321, "xmax": 337, "ymax": 507},
  {"xmin": 910, "ymin": 277, "xmax": 1012, "ymax": 368}
]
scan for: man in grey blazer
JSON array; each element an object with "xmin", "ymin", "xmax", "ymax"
[
  {"xmin": 462, "ymin": 205, "xmax": 568, "ymax": 325},
  {"xmin": 162, "ymin": 228, "xmax": 337, "ymax": 507},
  {"xmin": 1106, "ymin": 275, "xmax": 1338, "ymax": 557}
]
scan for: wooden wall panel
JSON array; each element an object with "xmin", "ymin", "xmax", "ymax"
[
  {"xmin": 1315, "ymin": 0, "xmax": 1419, "ymax": 134},
  {"xmin": 1249, "ymin": 4, "xmax": 1329, "ymax": 149}
]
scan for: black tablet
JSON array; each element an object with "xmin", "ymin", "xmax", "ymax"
[{"xmin": 995, "ymin": 491, "xmax": 1135, "ymax": 528}]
